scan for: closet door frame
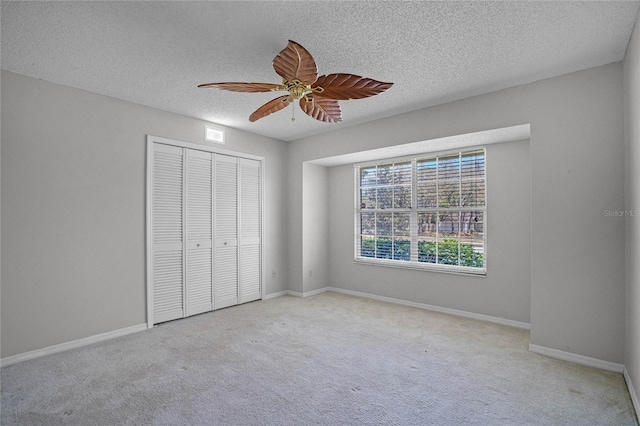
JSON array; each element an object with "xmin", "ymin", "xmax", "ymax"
[{"xmin": 146, "ymin": 135, "xmax": 265, "ymax": 328}]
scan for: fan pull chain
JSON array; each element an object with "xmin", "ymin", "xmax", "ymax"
[{"xmin": 291, "ymin": 102, "xmax": 295, "ymax": 121}]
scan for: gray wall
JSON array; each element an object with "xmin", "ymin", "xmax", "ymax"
[
  {"xmin": 302, "ymin": 163, "xmax": 329, "ymax": 294},
  {"xmin": 624, "ymin": 9, "xmax": 640, "ymax": 407},
  {"xmin": 1, "ymin": 71, "xmax": 288, "ymax": 358},
  {"xmin": 2, "ymin": 57, "xmax": 631, "ymax": 369},
  {"xmin": 328, "ymin": 140, "xmax": 531, "ymax": 323},
  {"xmin": 288, "ymin": 62, "xmax": 625, "ymax": 363}
]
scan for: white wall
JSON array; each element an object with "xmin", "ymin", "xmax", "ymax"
[
  {"xmin": 328, "ymin": 140, "xmax": 531, "ymax": 323},
  {"xmin": 288, "ymin": 62, "xmax": 625, "ymax": 364},
  {"xmin": 1, "ymin": 71, "xmax": 288, "ymax": 358},
  {"xmin": 624, "ymin": 9, "xmax": 640, "ymax": 410},
  {"xmin": 302, "ymin": 163, "xmax": 329, "ymax": 294},
  {"xmin": 285, "ymin": 147, "xmax": 303, "ymax": 295}
]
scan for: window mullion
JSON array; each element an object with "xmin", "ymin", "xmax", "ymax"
[
  {"xmin": 458, "ymin": 152, "xmax": 462, "ymax": 266},
  {"xmin": 374, "ymin": 165, "xmax": 378, "ymax": 259},
  {"xmin": 354, "ymin": 166, "xmax": 360, "ymax": 260},
  {"xmin": 391, "ymin": 164, "xmax": 395, "ymax": 260},
  {"xmin": 435, "ymin": 157, "xmax": 439, "ymax": 264},
  {"xmin": 411, "ymin": 159, "xmax": 418, "ymax": 262}
]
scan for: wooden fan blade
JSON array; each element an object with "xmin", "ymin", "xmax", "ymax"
[
  {"xmin": 312, "ymin": 74, "xmax": 393, "ymax": 100},
  {"xmin": 272, "ymin": 40, "xmax": 318, "ymax": 86},
  {"xmin": 249, "ymin": 95, "xmax": 293, "ymax": 122},
  {"xmin": 299, "ymin": 96, "xmax": 342, "ymax": 123},
  {"xmin": 198, "ymin": 82, "xmax": 285, "ymax": 92}
]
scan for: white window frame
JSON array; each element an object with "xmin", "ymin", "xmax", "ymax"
[{"xmin": 354, "ymin": 147, "xmax": 487, "ymax": 276}]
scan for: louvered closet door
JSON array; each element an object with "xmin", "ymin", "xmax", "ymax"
[
  {"xmin": 214, "ymin": 154, "xmax": 239, "ymax": 310},
  {"xmin": 152, "ymin": 144, "xmax": 184, "ymax": 323},
  {"xmin": 239, "ymin": 158, "xmax": 261, "ymax": 304},
  {"xmin": 185, "ymin": 149, "xmax": 213, "ymax": 317}
]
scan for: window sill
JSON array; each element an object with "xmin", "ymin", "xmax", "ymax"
[{"xmin": 354, "ymin": 257, "xmax": 486, "ymax": 276}]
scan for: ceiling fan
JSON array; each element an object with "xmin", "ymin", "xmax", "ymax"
[{"xmin": 198, "ymin": 40, "xmax": 393, "ymax": 123}]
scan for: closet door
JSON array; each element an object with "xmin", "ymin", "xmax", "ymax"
[
  {"xmin": 239, "ymin": 158, "xmax": 261, "ymax": 304},
  {"xmin": 151, "ymin": 144, "xmax": 184, "ymax": 323},
  {"xmin": 185, "ymin": 149, "xmax": 213, "ymax": 317},
  {"xmin": 214, "ymin": 154, "xmax": 239, "ymax": 309},
  {"xmin": 148, "ymin": 137, "xmax": 263, "ymax": 326}
]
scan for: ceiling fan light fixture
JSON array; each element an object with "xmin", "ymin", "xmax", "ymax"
[{"xmin": 198, "ymin": 40, "xmax": 393, "ymax": 123}]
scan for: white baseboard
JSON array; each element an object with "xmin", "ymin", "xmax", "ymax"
[
  {"xmin": 326, "ymin": 286, "xmax": 530, "ymax": 330},
  {"xmin": 529, "ymin": 344, "xmax": 624, "ymax": 373},
  {"xmin": 1, "ymin": 323, "xmax": 148, "ymax": 368},
  {"xmin": 300, "ymin": 287, "xmax": 330, "ymax": 298},
  {"xmin": 624, "ymin": 367, "xmax": 640, "ymax": 419},
  {"xmin": 263, "ymin": 290, "xmax": 289, "ymax": 300},
  {"xmin": 269, "ymin": 288, "xmax": 330, "ymax": 299}
]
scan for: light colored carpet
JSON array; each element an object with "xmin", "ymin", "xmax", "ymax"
[{"xmin": 1, "ymin": 292, "xmax": 637, "ymax": 425}]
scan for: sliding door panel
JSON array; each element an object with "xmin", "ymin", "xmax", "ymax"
[
  {"xmin": 239, "ymin": 158, "xmax": 261, "ymax": 304},
  {"xmin": 185, "ymin": 149, "xmax": 213, "ymax": 317},
  {"xmin": 152, "ymin": 144, "xmax": 184, "ymax": 323},
  {"xmin": 214, "ymin": 154, "xmax": 239, "ymax": 309}
]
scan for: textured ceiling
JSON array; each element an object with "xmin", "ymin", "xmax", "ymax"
[{"xmin": 2, "ymin": 1, "xmax": 639, "ymax": 142}]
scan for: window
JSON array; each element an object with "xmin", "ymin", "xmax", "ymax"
[{"xmin": 355, "ymin": 149, "xmax": 486, "ymax": 275}]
